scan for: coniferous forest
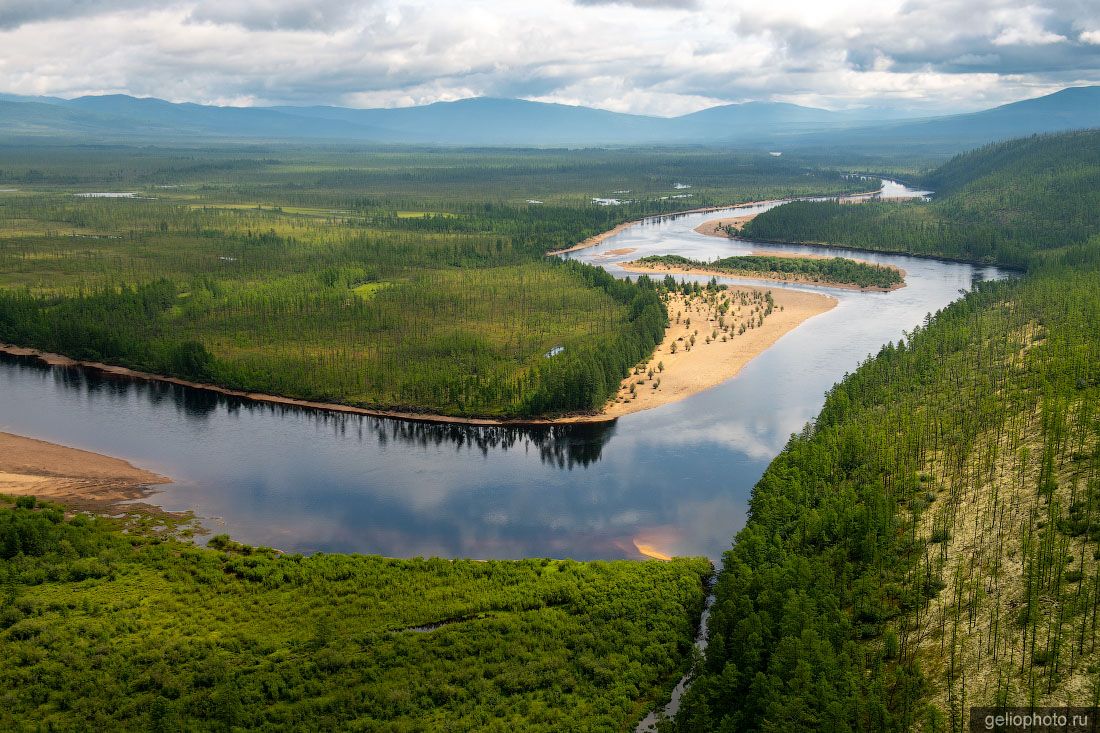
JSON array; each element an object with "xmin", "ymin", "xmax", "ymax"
[
  {"xmin": 3, "ymin": 1, "xmax": 1100, "ymax": 729},
  {"xmin": 674, "ymin": 130, "xmax": 1100, "ymax": 731},
  {"xmin": 3, "ymin": 131, "xmax": 1100, "ymax": 731},
  {"xmin": 740, "ymin": 130, "xmax": 1100, "ymax": 269},
  {"xmin": 0, "ymin": 147, "xmax": 857, "ymax": 418}
]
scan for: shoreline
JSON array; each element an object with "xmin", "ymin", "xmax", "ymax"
[
  {"xmin": 1, "ymin": 279, "xmax": 835, "ymax": 423},
  {"xmin": 0, "ymin": 189, "xmax": 879, "ymax": 430},
  {"xmin": 0, "ymin": 343, "xmax": 618, "ymax": 427},
  {"xmin": 0, "ymin": 431, "xmax": 170, "ymax": 510},
  {"xmin": 723, "ymin": 234, "xmax": 1013, "ymax": 269},
  {"xmin": 693, "ymin": 214, "xmax": 758, "ymax": 238},
  {"xmin": 620, "ymin": 262, "xmax": 906, "ymax": 293},
  {"xmin": 600, "ymin": 288, "xmax": 836, "ymax": 417},
  {"xmin": 547, "ymin": 186, "xmax": 880, "ymax": 257}
]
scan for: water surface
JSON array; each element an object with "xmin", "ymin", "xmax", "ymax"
[{"xmin": 0, "ymin": 184, "xmax": 1004, "ymax": 560}]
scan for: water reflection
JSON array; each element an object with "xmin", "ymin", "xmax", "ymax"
[
  {"xmin": 0, "ymin": 183, "xmax": 1007, "ymax": 560},
  {"xmin": 8, "ymin": 354, "xmax": 616, "ymax": 468}
]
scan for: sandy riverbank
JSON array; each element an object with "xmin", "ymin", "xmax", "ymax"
[
  {"xmin": 3, "ymin": 286, "xmax": 834, "ymax": 426},
  {"xmin": 601, "ymin": 289, "xmax": 836, "ymax": 417},
  {"xmin": 693, "ymin": 214, "xmax": 758, "ymax": 238},
  {"xmin": 0, "ymin": 432, "xmax": 170, "ymax": 508},
  {"xmin": 1, "ymin": 191, "xmax": 873, "ymax": 427},
  {"xmin": 620, "ymin": 260, "xmax": 906, "ymax": 293}
]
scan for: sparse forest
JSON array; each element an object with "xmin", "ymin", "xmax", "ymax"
[{"xmin": 0, "ymin": 146, "xmax": 859, "ymax": 417}]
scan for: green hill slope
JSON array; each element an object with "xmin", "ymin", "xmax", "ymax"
[
  {"xmin": 676, "ymin": 131, "xmax": 1100, "ymax": 731},
  {"xmin": 741, "ymin": 130, "xmax": 1100, "ymax": 269}
]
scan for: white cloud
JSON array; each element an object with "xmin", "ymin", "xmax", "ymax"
[
  {"xmin": 0, "ymin": 0, "xmax": 1095, "ymax": 115},
  {"xmin": 991, "ymin": 6, "xmax": 1067, "ymax": 46}
]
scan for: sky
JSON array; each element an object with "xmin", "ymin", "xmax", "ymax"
[{"xmin": 0, "ymin": 0, "xmax": 1097, "ymax": 116}]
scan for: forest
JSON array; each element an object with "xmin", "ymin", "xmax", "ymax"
[
  {"xmin": 0, "ymin": 146, "xmax": 860, "ymax": 418},
  {"xmin": 6, "ymin": 132, "xmax": 1100, "ymax": 730},
  {"xmin": 631, "ymin": 253, "xmax": 904, "ymax": 290},
  {"xmin": 674, "ymin": 129, "xmax": 1100, "ymax": 730},
  {"xmin": 0, "ymin": 496, "xmax": 711, "ymax": 731},
  {"xmin": 740, "ymin": 130, "xmax": 1100, "ymax": 270}
]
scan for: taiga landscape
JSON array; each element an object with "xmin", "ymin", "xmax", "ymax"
[{"xmin": 1, "ymin": 1, "xmax": 1099, "ymax": 730}]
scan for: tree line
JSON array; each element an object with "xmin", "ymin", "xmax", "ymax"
[
  {"xmin": 634, "ymin": 253, "xmax": 904, "ymax": 289},
  {"xmin": 739, "ymin": 130, "xmax": 1100, "ymax": 270}
]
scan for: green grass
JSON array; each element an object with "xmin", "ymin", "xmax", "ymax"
[{"xmin": 351, "ymin": 281, "xmax": 389, "ymax": 299}]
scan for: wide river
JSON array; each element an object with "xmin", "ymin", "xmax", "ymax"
[{"xmin": 0, "ymin": 183, "xmax": 1005, "ymax": 560}]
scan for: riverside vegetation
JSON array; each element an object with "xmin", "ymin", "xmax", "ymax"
[
  {"xmin": 630, "ymin": 253, "xmax": 904, "ymax": 290},
  {"xmin": 0, "ymin": 145, "xmax": 856, "ymax": 730},
  {"xmin": 0, "ymin": 146, "xmax": 858, "ymax": 418},
  {"xmin": 674, "ymin": 130, "xmax": 1100, "ymax": 730},
  {"xmin": 5, "ymin": 132, "xmax": 1098, "ymax": 731}
]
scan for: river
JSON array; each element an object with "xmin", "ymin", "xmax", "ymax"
[{"xmin": 0, "ymin": 182, "xmax": 1003, "ymax": 560}]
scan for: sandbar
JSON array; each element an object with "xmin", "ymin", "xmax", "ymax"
[
  {"xmin": 693, "ymin": 214, "xmax": 758, "ymax": 238},
  {"xmin": 0, "ymin": 432, "xmax": 169, "ymax": 508},
  {"xmin": 602, "ymin": 289, "xmax": 836, "ymax": 418}
]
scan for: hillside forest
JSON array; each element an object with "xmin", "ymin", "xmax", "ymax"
[{"xmin": 675, "ymin": 130, "xmax": 1100, "ymax": 731}]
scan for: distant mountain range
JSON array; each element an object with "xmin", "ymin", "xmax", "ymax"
[{"xmin": 0, "ymin": 86, "xmax": 1097, "ymax": 150}]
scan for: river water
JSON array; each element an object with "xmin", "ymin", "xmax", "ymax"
[{"xmin": 0, "ymin": 183, "xmax": 1003, "ymax": 560}]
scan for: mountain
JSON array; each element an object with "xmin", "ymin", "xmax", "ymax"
[
  {"xmin": 0, "ymin": 86, "xmax": 1095, "ymax": 148},
  {"xmin": 58, "ymin": 94, "xmax": 399, "ymax": 142},
  {"xmin": 675, "ymin": 101, "xmax": 854, "ymax": 140},
  {"xmin": 272, "ymin": 98, "xmax": 675, "ymax": 145},
  {"xmin": 0, "ymin": 99, "xmax": 153, "ymax": 137},
  {"xmin": 791, "ymin": 86, "xmax": 1100, "ymax": 153}
]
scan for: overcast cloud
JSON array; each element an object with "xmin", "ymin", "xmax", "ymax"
[{"xmin": 0, "ymin": 0, "xmax": 1096, "ymax": 114}]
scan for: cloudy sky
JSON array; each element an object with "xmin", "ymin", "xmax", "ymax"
[{"xmin": 1, "ymin": 0, "xmax": 1097, "ymax": 115}]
